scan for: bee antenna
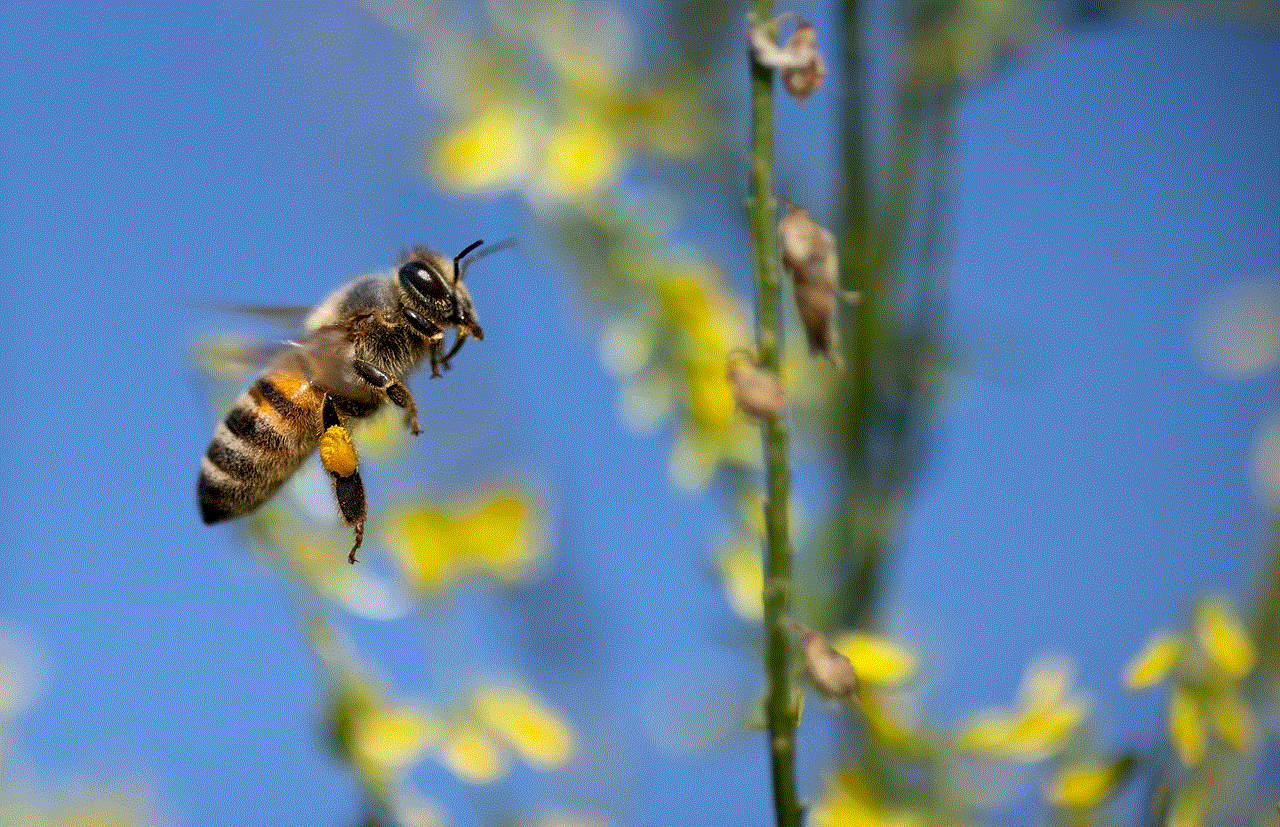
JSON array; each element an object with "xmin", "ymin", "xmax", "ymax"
[
  {"xmin": 457, "ymin": 237, "xmax": 517, "ymax": 281},
  {"xmin": 452, "ymin": 239, "xmax": 485, "ymax": 282}
]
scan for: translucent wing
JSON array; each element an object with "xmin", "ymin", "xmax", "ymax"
[
  {"xmin": 193, "ymin": 335, "xmax": 304, "ymax": 379},
  {"xmin": 206, "ymin": 303, "xmax": 316, "ymax": 329}
]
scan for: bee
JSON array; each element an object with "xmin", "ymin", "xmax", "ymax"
[{"xmin": 198, "ymin": 240, "xmax": 494, "ymax": 563}]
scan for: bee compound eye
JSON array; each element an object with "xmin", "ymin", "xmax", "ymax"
[{"xmin": 399, "ymin": 260, "xmax": 451, "ymax": 301}]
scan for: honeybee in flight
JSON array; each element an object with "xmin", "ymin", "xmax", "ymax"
[{"xmin": 198, "ymin": 240, "xmax": 495, "ymax": 563}]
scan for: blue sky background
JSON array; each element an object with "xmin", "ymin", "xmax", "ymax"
[{"xmin": 0, "ymin": 3, "xmax": 1277, "ymax": 826}]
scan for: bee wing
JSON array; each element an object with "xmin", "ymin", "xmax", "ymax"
[
  {"xmin": 208, "ymin": 303, "xmax": 316, "ymax": 329},
  {"xmin": 195, "ymin": 301, "xmax": 325, "ymax": 378},
  {"xmin": 194, "ymin": 336, "xmax": 309, "ymax": 378}
]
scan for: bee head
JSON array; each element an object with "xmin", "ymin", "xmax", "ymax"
[{"xmin": 395, "ymin": 244, "xmax": 475, "ymax": 340}]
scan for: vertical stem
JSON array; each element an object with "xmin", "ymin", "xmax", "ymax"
[{"xmin": 747, "ymin": 4, "xmax": 800, "ymax": 826}]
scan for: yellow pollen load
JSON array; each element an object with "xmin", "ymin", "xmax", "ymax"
[{"xmin": 320, "ymin": 425, "xmax": 358, "ymax": 478}]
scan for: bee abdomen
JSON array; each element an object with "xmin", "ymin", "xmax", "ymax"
[{"xmin": 198, "ymin": 378, "xmax": 319, "ymax": 524}]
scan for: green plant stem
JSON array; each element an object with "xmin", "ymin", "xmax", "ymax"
[{"xmin": 747, "ymin": 4, "xmax": 800, "ymax": 826}]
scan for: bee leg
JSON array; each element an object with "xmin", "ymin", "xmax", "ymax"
[
  {"xmin": 352, "ymin": 359, "xmax": 421, "ymax": 436},
  {"xmin": 336, "ymin": 474, "xmax": 366, "ymax": 564},
  {"xmin": 320, "ymin": 395, "xmax": 367, "ymax": 564},
  {"xmin": 428, "ymin": 339, "xmax": 445, "ymax": 378},
  {"xmin": 404, "ymin": 308, "xmax": 445, "ymax": 379},
  {"xmin": 437, "ymin": 329, "xmax": 470, "ymax": 373}
]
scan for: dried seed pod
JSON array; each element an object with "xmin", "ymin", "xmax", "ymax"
[
  {"xmin": 781, "ymin": 22, "xmax": 825, "ymax": 101},
  {"xmin": 787, "ymin": 619, "xmax": 857, "ymax": 700},
  {"xmin": 746, "ymin": 12, "xmax": 826, "ymax": 101},
  {"xmin": 726, "ymin": 352, "xmax": 784, "ymax": 420},
  {"xmin": 778, "ymin": 202, "xmax": 843, "ymax": 367}
]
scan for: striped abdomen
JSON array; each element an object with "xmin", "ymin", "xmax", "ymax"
[{"xmin": 198, "ymin": 360, "xmax": 326, "ymax": 524}]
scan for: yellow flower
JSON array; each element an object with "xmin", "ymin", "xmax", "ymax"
[
  {"xmin": 1195, "ymin": 598, "xmax": 1255, "ymax": 680},
  {"xmin": 538, "ymin": 117, "xmax": 622, "ymax": 199},
  {"xmin": 386, "ymin": 489, "xmax": 540, "ymax": 595},
  {"xmin": 810, "ymin": 769, "xmax": 922, "ymax": 827},
  {"xmin": 717, "ymin": 539, "xmax": 764, "ymax": 621},
  {"xmin": 473, "ymin": 684, "xmax": 576, "ymax": 769},
  {"xmin": 1210, "ymin": 688, "xmax": 1255, "ymax": 752},
  {"xmin": 1018, "ymin": 655, "xmax": 1074, "ymax": 711},
  {"xmin": 855, "ymin": 685, "xmax": 917, "ymax": 745},
  {"xmin": 830, "ymin": 632, "xmax": 916, "ymax": 685},
  {"xmin": 686, "ymin": 361, "xmax": 735, "ymax": 431},
  {"xmin": 430, "ymin": 105, "xmax": 533, "ymax": 193},
  {"xmin": 1046, "ymin": 755, "xmax": 1135, "ymax": 807},
  {"xmin": 1167, "ymin": 786, "xmax": 1207, "ymax": 827},
  {"xmin": 355, "ymin": 705, "xmax": 444, "ymax": 771},
  {"xmin": 1123, "ymin": 632, "xmax": 1183, "ymax": 690},
  {"xmin": 439, "ymin": 722, "xmax": 507, "ymax": 784},
  {"xmin": 958, "ymin": 656, "xmax": 1089, "ymax": 760},
  {"xmin": 1168, "ymin": 686, "xmax": 1206, "ymax": 767}
]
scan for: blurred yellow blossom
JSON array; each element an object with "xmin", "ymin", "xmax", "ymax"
[
  {"xmin": 959, "ymin": 656, "xmax": 1089, "ymax": 760},
  {"xmin": 355, "ymin": 705, "xmax": 444, "ymax": 771},
  {"xmin": 831, "ymin": 632, "xmax": 917, "ymax": 686},
  {"xmin": 247, "ymin": 509, "xmax": 410, "ymax": 621},
  {"xmin": 473, "ymin": 685, "xmax": 576, "ymax": 769},
  {"xmin": 717, "ymin": 539, "xmax": 764, "ymax": 621},
  {"xmin": 618, "ymin": 81, "xmax": 708, "ymax": 159},
  {"xmin": 958, "ymin": 704, "xmax": 1085, "ymax": 760},
  {"xmin": 5, "ymin": 797, "xmax": 150, "ymax": 827},
  {"xmin": 810, "ymin": 769, "xmax": 923, "ymax": 827},
  {"xmin": 618, "ymin": 372, "xmax": 676, "ymax": 433},
  {"xmin": 1017, "ymin": 655, "xmax": 1074, "ymax": 711},
  {"xmin": 599, "ymin": 316, "xmax": 654, "ymax": 376},
  {"xmin": 392, "ymin": 791, "xmax": 444, "ymax": 827},
  {"xmin": 855, "ymin": 685, "xmax": 920, "ymax": 746},
  {"xmin": 440, "ymin": 722, "xmax": 508, "ymax": 784},
  {"xmin": 528, "ymin": 817, "xmax": 607, "ymax": 827},
  {"xmin": 538, "ymin": 116, "xmax": 623, "ymax": 199},
  {"xmin": 1168, "ymin": 686, "xmax": 1207, "ymax": 767},
  {"xmin": 1210, "ymin": 688, "xmax": 1254, "ymax": 752},
  {"xmin": 1123, "ymin": 632, "xmax": 1184, "ymax": 690},
  {"xmin": 429, "ymin": 104, "xmax": 534, "ymax": 192},
  {"xmin": 907, "ymin": 0, "xmax": 1035, "ymax": 88},
  {"xmin": 1168, "ymin": 786, "xmax": 1208, "ymax": 827},
  {"xmin": 1046, "ymin": 755, "xmax": 1135, "ymax": 808},
  {"xmin": 385, "ymin": 488, "xmax": 541, "ymax": 595},
  {"xmin": 1195, "ymin": 598, "xmax": 1256, "ymax": 679}
]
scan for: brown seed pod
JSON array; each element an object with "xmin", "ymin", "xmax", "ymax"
[
  {"xmin": 777, "ymin": 202, "xmax": 844, "ymax": 367},
  {"xmin": 787, "ymin": 619, "xmax": 857, "ymax": 700},
  {"xmin": 726, "ymin": 351, "xmax": 784, "ymax": 420},
  {"xmin": 781, "ymin": 22, "xmax": 825, "ymax": 101},
  {"xmin": 747, "ymin": 13, "xmax": 826, "ymax": 101}
]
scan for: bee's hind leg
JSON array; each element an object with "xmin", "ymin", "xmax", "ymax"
[
  {"xmin": 320, "ymin": 395, "xmax": 367, "ymax": 564},
  {"xmin": 352, "ymin": 359, "xmax": 421, "ymax": 436}
]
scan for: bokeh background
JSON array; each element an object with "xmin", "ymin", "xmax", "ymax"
[{"xmin": 0, "ymin": 2, "xmax": 1277, "ymax": 826}]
